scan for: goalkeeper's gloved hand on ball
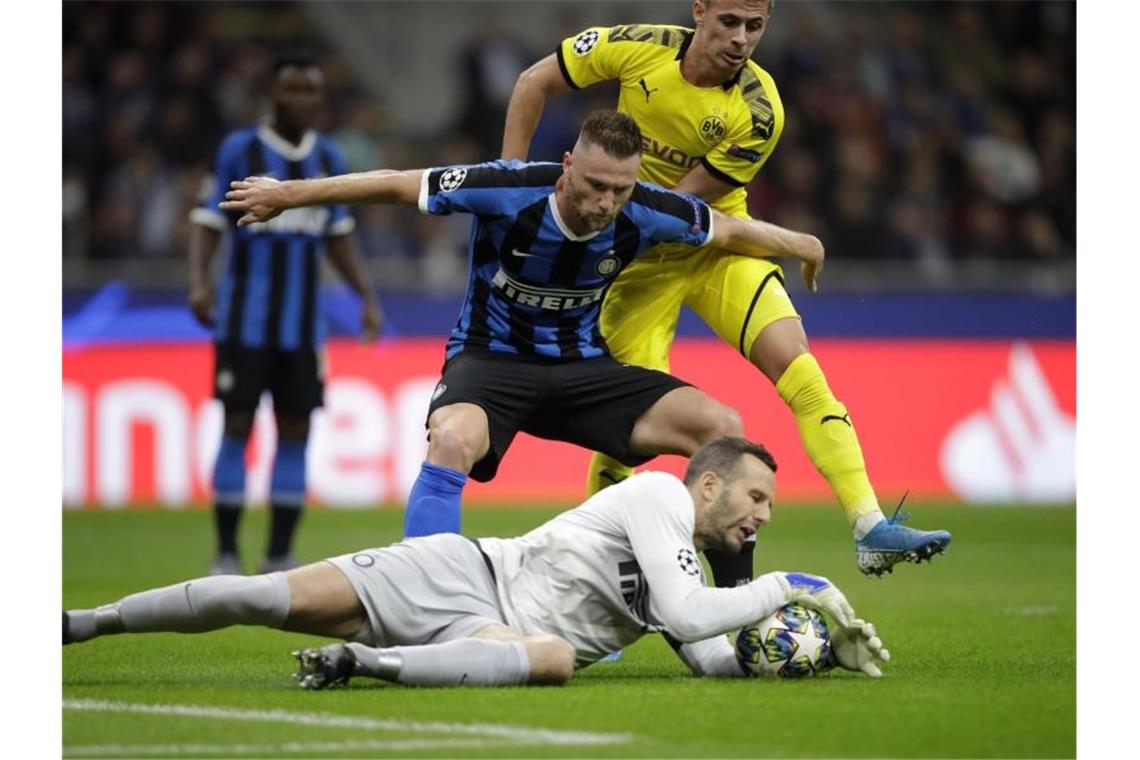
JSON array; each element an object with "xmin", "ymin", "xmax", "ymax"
[
  {"xmin": 828, "ymin": 618, "xmax": 890, "ymax": 678},
  {"xmin": 773, "ymin": 572, "xmax": 856, "ymax": 627},
  {"xmin": 772, "ymin": 572, "xmax": 890, "ymax": 678}
]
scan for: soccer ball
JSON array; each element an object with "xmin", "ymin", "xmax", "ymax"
[{"xmin": 736, "ymin": 602, "xmax": 833, "ymax": 678}]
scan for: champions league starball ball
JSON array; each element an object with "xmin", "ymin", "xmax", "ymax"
[{"xmin": 736, "ymin": 603, "xmax": 834, "ymax": 678}]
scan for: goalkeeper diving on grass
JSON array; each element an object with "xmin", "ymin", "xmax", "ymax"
[
  {"xmin": 215, "ymin": 109, "xmax": 827, "ymax": 595},
  {"xmin": 64, "ymin": 437, "xmax": 888, "ymax": 687}
]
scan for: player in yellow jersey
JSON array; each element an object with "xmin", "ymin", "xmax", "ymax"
[{"xmin": 502, "ymin": 0, "xmax": 950, "ymax": 580}]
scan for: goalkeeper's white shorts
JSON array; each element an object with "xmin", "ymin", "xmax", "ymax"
[{"xmin": 327, "ymin": 533, "xmax": 506, "ymax": 647}]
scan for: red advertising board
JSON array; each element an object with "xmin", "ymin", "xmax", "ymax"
[{"xmin": 62, "ymin": 338, "xmax": 1075, "ymax": 508}]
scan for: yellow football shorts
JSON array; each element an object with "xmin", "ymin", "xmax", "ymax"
[{"xmin": 599, "ymin": 241, "xmax": 801, "ymax": 372}]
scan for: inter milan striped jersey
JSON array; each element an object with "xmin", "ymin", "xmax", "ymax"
[
  {"xmin": 191, "ymin": 124, "xmax": 355, "ymax": 350},
  {"xmin": 419, "ymin": 160, "xmax": 713, "ymax": 360}
]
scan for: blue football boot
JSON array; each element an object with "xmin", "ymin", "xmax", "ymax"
[{"xmin": 855, "ymin": 495, "xmax": 951, "ymax": 576}]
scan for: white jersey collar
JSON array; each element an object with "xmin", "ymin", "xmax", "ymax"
[
  {"xmin": 548, "ymin": 192, "xmax": 602, "ymax": 242},
  {"xmin": 257, "ymin": 122, "xmax": 318, "ymax": 162}
]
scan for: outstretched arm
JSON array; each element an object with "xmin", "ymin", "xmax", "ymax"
[
  {"xmin": 708, "ymin": 211, "xmax": 826, "ymax": 293},
  {"xmin": 659, "ymin": 572, "xmax": 889, "ymax": 678},
  {"xmin": 501, "ymin": 54, "xmax": 572, "ymax": 161},
  {"xmin": 220, "ymin": 170, "xmax": 424, "ymax": 227}
]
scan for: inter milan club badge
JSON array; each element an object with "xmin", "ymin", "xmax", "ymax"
[{"xmin": 596, "ymin": 254, "xmax": 620, "ymax": 276}]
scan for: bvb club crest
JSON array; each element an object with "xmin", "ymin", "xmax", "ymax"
[{"xmin": 700, "ymin": 116, "xmax": 727, "ymax": 143}]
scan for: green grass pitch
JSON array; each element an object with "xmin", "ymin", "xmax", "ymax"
[{"xmin": 63, "ymin": 503, "xmax": 1075, "ymax": 758}]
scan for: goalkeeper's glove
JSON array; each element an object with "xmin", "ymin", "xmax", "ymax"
[
  {"xmin": 773, "ymin": 572, "xmax": 856, "ymax": 628},
  {"xmin": 829, "ymin": 618, "xmax": 890, "ymax": 678},
  {"xmin": 771, "ymin": 572, "xmax": 891, "ymax": 678}
]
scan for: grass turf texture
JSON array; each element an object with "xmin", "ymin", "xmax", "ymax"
[{"xmin": 63, "ymin": 504, "xmax": 1075, "ymax": 758}]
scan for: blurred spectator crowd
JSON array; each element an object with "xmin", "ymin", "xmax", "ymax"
[
  {"xmin": 63, "ymin": 1, "xmax": 1074, "ymax": 287},
  {"xmin": 753, "ymin": 1, "xmax": 1075, "ymax": 276},
  {"xmin": 63, "ymin": 2, "xmax": 368, "ymax": 263}
]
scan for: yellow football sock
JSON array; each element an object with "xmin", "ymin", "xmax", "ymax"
[
  {"xmin": 776, "ymin": 353, "xmax": 881, "ymax": 527},
  {"xmin": 586, "ymin": 452, "xmax": 635, "ymax": 496}
]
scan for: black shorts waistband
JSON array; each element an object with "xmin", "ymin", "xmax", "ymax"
[{"xmin": 448, "ymin": 348, "xmax": 611, "ymax": 367}]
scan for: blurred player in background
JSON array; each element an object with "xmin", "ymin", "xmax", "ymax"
[
  {"xmin": 188, "ymin": 52, "xmax": 382, "ymax": 576},
  {"xmin": 502, "ymin": 0, "xmax": 950, "ymax": 578},
  {"xmin": 219, "ymin": 110, "xmax": 825, "ymax": 591},
  {"xmin": 64, "ymin": 436, "xmax": 889, "ymax": 686}
]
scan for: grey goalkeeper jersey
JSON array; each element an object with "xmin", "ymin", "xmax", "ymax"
[{"xmin": 477, "ymin": 472, "xmax": 789, "ymax": 672}]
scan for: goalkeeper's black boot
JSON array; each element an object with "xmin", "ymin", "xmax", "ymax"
[{"xmin": 293, "ymin": 644, "xmax": 358, "ymax": 689}]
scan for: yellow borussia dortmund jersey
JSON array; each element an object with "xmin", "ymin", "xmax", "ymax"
[{"xmin": 558, "ymin": 24, "xmax": 784, "ymax": 219}]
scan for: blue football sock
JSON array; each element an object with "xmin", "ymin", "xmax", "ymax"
[
  {"xmin": 269, "ymin": 439, "xmax": 307, "ymax": 558},
  {"xmin": 404, "ymin": 462, "xmax": 467, "ymax": 537},
  {"xmin": 270, "ymin": 439, "xmax": 307, "ymax": 508},
  {"xmin": 212, "ymin": 435, "xmax": 247, "ymax": 556},
  {"xmin": 213, "ymin": 436, "xmax": 247, "ymax": 507}
]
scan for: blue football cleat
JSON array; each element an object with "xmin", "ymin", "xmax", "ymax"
[{"xmin": 855, "ymin": 495, "xmax": 951, "ymax": 577}]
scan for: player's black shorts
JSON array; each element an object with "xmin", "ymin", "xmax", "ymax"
[
  {"xmin": 213, "ymin": 341, "xmax": 324, "ymax": 416},
  {"xmin": 426, "ymin": 351, "xmax": 691, "ymax": 482}
]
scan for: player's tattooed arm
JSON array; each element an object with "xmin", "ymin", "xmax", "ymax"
[
  {"xmin": 710, "ymin": 212, "xmax": 825, "ymax": 293},
  {"xmin": 502, "ymin": 54, "xmax": 573, "ymax": 161},
  {"xmin": 220, "ymin": 170, "xmax": 425, "ymax": 226}
]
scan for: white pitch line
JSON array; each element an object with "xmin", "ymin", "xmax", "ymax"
[
  {"xmin": 65, "ymin": 738, "xmax": 509, "ymax": 756},
  {"xmin": 63, "ymin": 699, "xmax": 632, "ymax": 747}
]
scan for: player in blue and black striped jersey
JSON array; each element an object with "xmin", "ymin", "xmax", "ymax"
[
  {"xmin": 188, "ymin": 53, "xmax": 382, "ymax": 577},
  {"xmin": 424, "ymin": 155, "xmax": 710, "ymax": 362},
  {"xmin": 221, "ymin": 110, "xmax": 824, "ymax": 546}
]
